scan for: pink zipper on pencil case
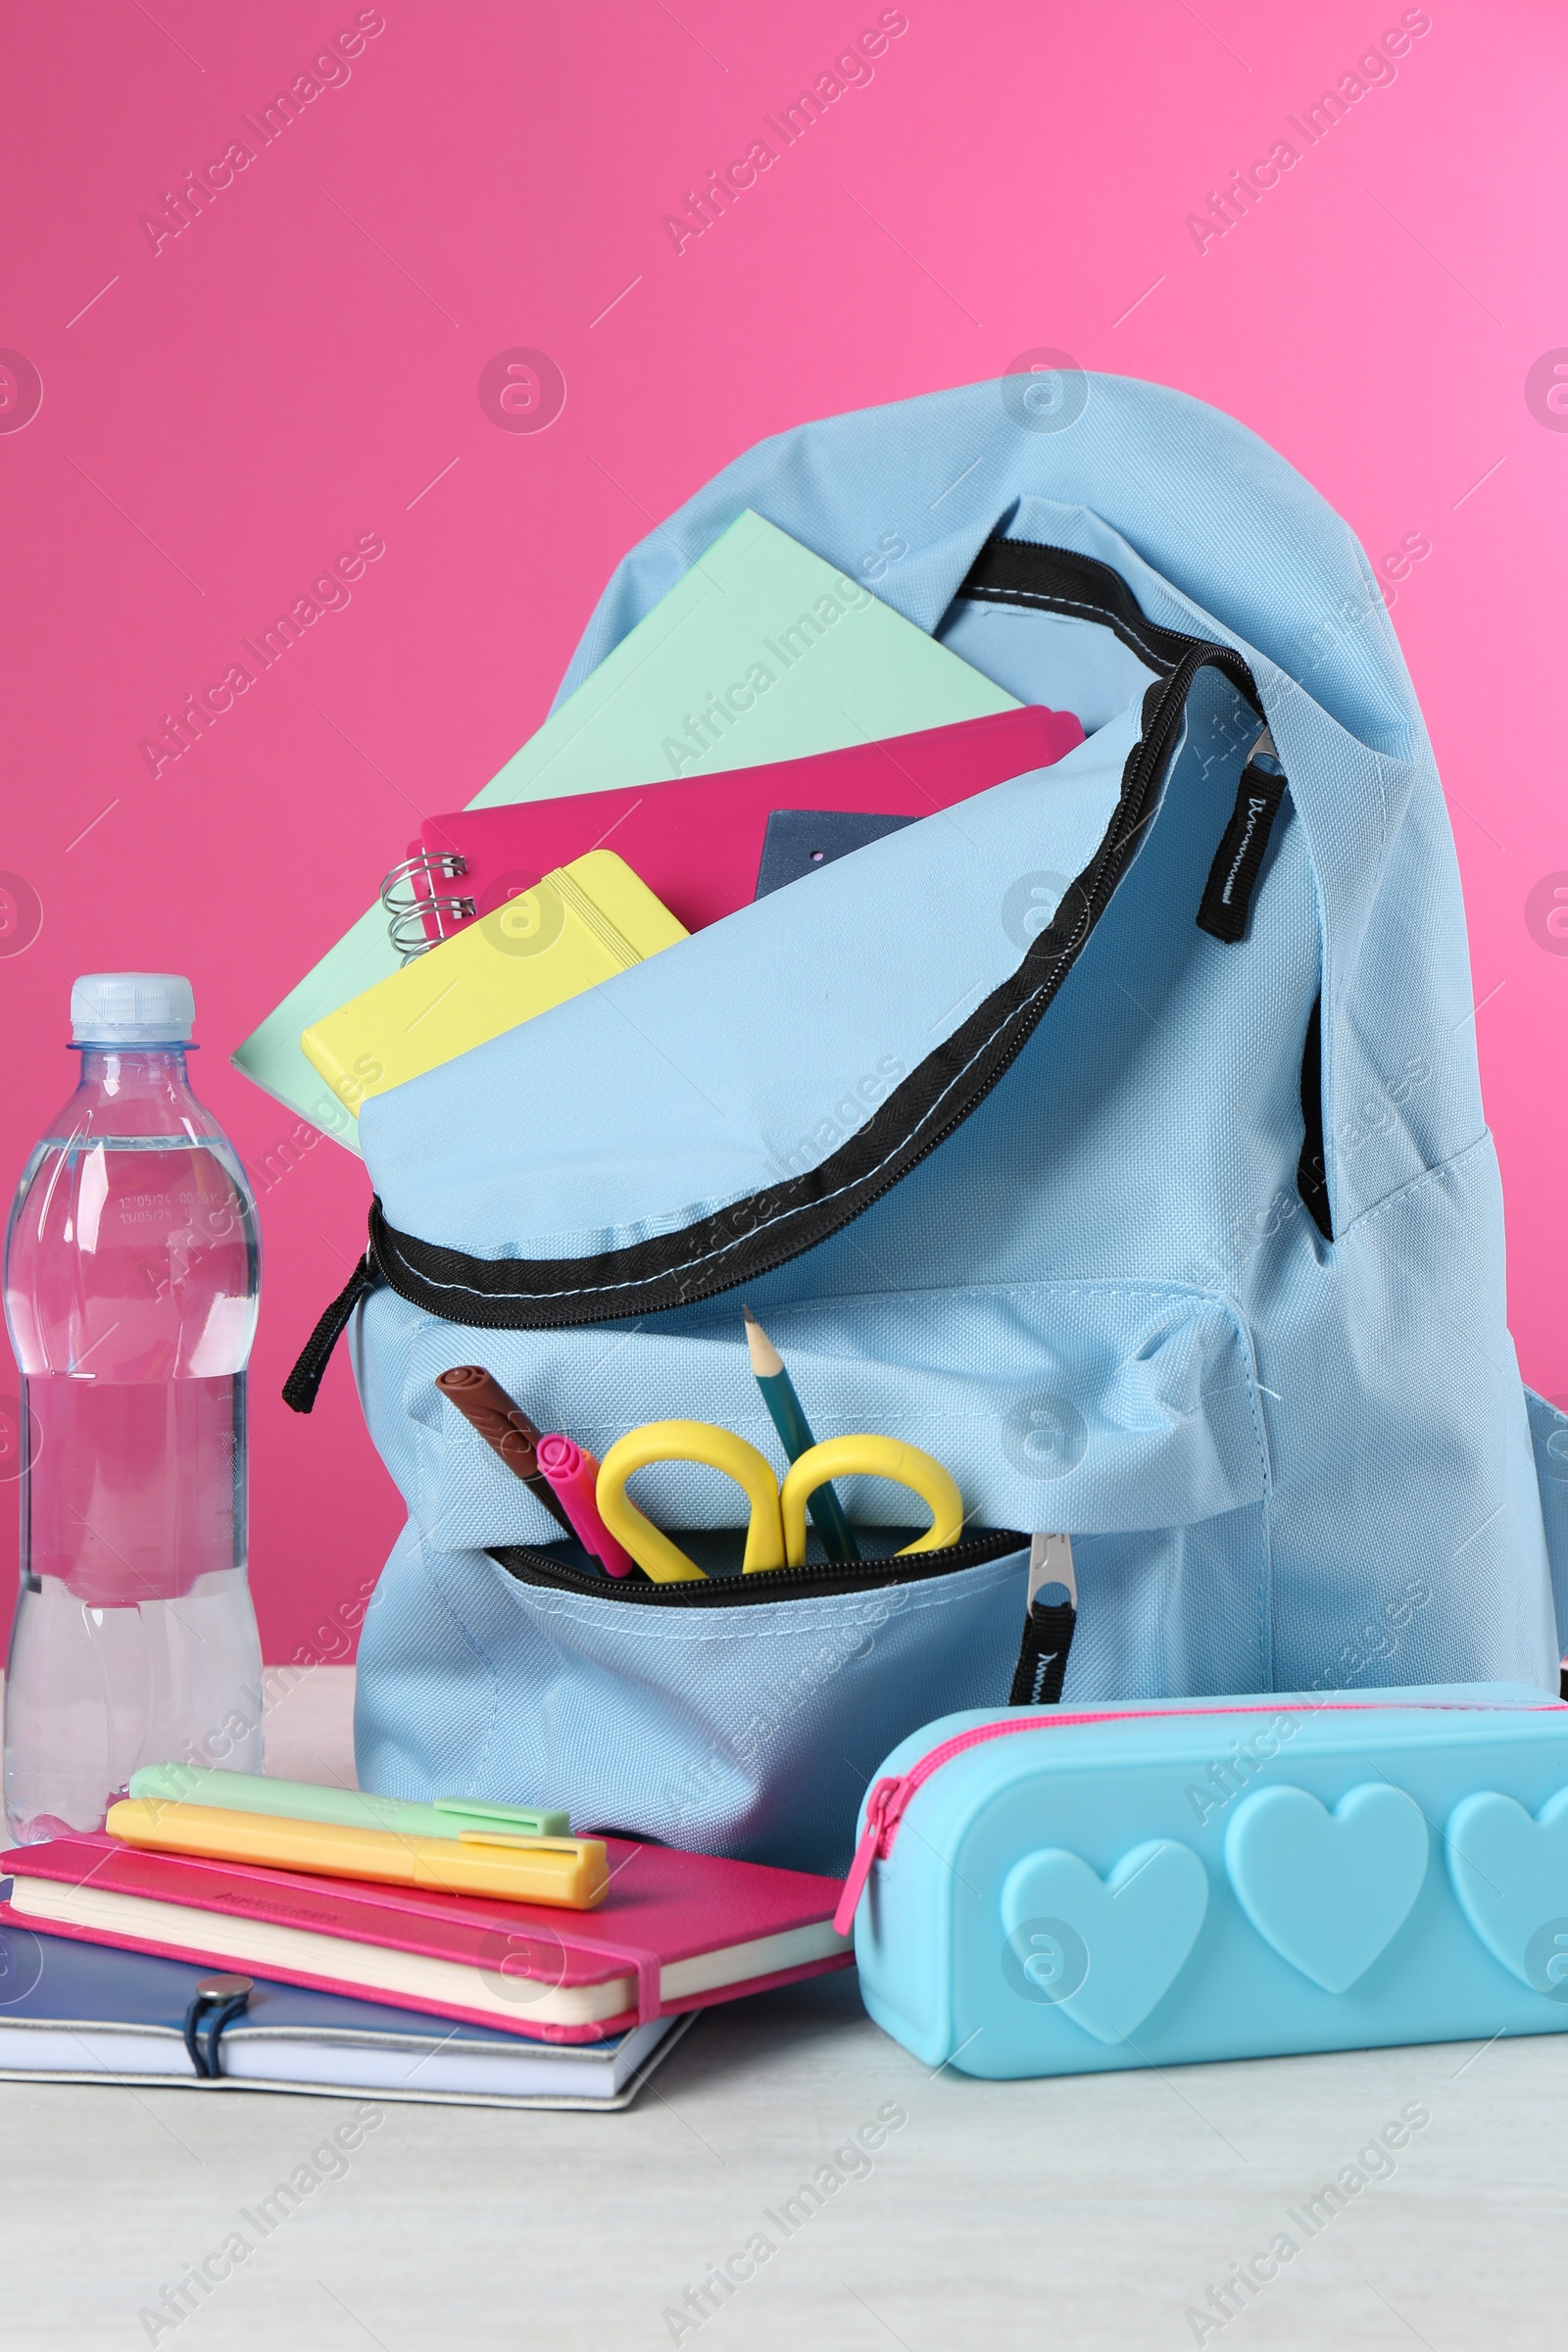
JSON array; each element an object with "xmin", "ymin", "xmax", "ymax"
[{"xmin": 832, "ymin": 1696, "xmax": 1566, "ymax": 1936}]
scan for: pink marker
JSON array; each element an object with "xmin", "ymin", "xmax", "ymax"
[{"xmin": 534, "ymin": 1435, "xmax": 638, "ymax": 1578}]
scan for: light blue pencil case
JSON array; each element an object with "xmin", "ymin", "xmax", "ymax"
[{"xmin": 837, "ymin": 1684, "xmax": 1568, "ymax": 2078}]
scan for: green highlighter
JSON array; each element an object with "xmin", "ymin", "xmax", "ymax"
[{"xmin": 126, "ymin": 1764, "xmax": 569, "ymax": 1840}]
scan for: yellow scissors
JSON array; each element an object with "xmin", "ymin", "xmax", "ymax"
[{"xmin": 594, "ymin": 1419, "xmax": 964, "ymax": 1585}]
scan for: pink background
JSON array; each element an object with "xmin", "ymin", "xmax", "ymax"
[{"xmin": 2, "ymin": 0, "xmax": 1564, "ymax": 1664}]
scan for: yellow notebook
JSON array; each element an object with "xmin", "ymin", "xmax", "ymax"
[{"xmin": 301, "ymin": 849, "xmax": 688, "ymax": 1114}]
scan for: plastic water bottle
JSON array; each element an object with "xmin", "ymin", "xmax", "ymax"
[{"xmin": 3, "ymin": 975, "xmax": 264, "ymax": 1842}]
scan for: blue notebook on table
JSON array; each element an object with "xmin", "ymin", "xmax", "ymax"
[{"xmin": 0, "ymin": 1918, "xmax": 688, "ymax": 2109}]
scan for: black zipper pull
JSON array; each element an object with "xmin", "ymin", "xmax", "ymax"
[
  {"xmin": 282, "ymin": 1249, "xmax": 380, "ymax": 1414},
  {"xmin": 1007, "ymin": 1533, "xmax": 1077, "ymax": 1705},
  {"xmin": 1198, "ymin": 725, "xmax": 1288, "ymax": 944}
]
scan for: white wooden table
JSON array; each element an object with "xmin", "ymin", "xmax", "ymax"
[{"xmin": 3, "ymin": 1667, "xmax": 1564, "ymax": 2350}]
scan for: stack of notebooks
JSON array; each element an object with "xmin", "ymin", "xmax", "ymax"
[
  {"xmin": 233, "ymin": 508, "xmax": 1084, "ymax": 1137},
  {"xmin": 0, "ymin": 1771, "xmax": 853, "ymax": 2110},
  {"xmin": 0, "ymin": 1931, "xmax": 690, "ymax": 2110}
]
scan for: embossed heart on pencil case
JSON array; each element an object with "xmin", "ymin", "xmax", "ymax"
[
  {"xmin": 1446, "ymin": 1789, "xmax": 1568, "ymax": 1994},
  {"xmin": 1224, "ymin": 1785, "xmax": 1430, "ymax": 1993},
  {"xmin": 1000, "ymin": 1839, "xmax": 1208, "ymax": 2043}
]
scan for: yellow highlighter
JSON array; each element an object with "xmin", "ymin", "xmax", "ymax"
[{"xmin": 106, "ymin": 1799, "xmax": 610, "ymax": 1910}]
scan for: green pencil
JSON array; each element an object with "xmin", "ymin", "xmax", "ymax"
[{"xmin": 743, "ymin": 1307, "xmax": 860, "ymax": 1563}]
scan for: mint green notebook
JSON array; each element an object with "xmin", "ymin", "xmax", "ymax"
[{"xmin": 232, "ymin": 510, "xmax": 1016, "ymax": 1147}]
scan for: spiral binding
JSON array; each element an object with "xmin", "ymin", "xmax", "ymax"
[{"xmin": 380, "ymin": 852, "xmax": 475, "ymax": 962}]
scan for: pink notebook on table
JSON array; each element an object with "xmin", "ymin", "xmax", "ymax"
[
  {"xmin": 382, "ymin": 702, "xmax": 1084, "ymax": 953},
  {"xmin": 0, "ymin": 1833, "xmax": 851, "ymax": 2044}
]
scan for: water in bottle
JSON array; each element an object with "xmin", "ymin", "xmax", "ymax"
[{"xmin": 3, "ymin": 974, "xmax": 264, "ymax": 1841}]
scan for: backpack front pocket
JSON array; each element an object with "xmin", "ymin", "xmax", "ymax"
[{"xmin": 354, "ymin": 1521, "xmax": 1032, "ymax": 1874}]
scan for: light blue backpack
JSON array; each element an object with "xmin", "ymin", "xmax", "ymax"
[{"xmin": 288, "ymin": 372, "xmax": 1567, "ymax": 1877}]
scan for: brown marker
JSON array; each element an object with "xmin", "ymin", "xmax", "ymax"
[{"xmin": 435, "ymin": 1367, "xmax": 579, "ymax": 1542}]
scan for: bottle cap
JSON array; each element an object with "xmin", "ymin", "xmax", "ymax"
[{"xmin": 71, "ymin": 972, "xmax": 195, "ymax": 1044}]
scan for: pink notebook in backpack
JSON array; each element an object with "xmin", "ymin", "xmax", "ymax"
[{"xmin": 381, "ymin": 702, "xmax": 1084, "ymax": 954}]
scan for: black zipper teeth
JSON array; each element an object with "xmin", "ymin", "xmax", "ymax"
[
  {"xmin": 489, "ymin": 1525, "xmax": 1027, "ymax": 1605},
  {"xmin": 738, "ymin": 646, "xmax": 1254, "ymax": 1221}
]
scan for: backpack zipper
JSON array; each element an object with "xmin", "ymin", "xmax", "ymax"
[
  {"xmin": 831, "ymin": 1694, "xmax": 1566, "ymax": 1935},
  {"xmin": 489, "ymin": 1524, "xmax": 1026, "ymax": 1607},
  {"xmin": 284, "ymin": 556, "xmax": 1266, "ymax": 1405}
]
